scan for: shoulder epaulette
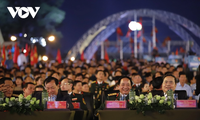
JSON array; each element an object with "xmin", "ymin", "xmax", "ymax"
[
  {"xmin": 91, "ymin": 81, "xmax": 96, "ymax": 83},
  {"xmin": 104, "ymin": 81, "xmax": 109, "ymax": 84},
  {"xmin": 108, "ymin": 93, "xmax": 117, "ymax": 96}
]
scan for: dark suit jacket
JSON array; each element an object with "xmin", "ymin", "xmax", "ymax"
[{"xmin": 34, "ymin": 90, "xmax": 74, "ymax": 110}]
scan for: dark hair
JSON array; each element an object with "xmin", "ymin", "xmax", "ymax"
[
  {"xmin": 60, "ymin": 77, "xmax": 67, "ymax": 82},
  {"xmin": 177, "ymin": 65, "xmax": 183, "ymax": 68},
  {"xmin": 35, "ymin": 77, "xmax": 41, "ymax": 82},
  {"xmin": 44, "ymin": 77, "xmax": 59, "ymax": 86},
  {"xmin": 50, "ymin": 72, "xmax": 60, "ymax": 77},
  {"xmin": 118, "ymin": 76, "xmax": 132, "ymax": 85},
  {"xmin": 0, "ymin": 77, "xmax": 12, "ymax": 85},
  {"xmin": 153, "ymin": 72, "xmax": 163, "ymax": 80},
  {"xmin": 152, "ymin": 77, "xmax": 163, "ymax": 89},
  {"xmin": 15, "ymin": 70, "xmax": 21, "ymax": 76},
  {"xmin": 35, "ymin": 85, "xmax": 44, "ymax": 90},
  {"xmin": 140, "ymin": 82, "xmax": 148, "ymax": 89},
  {"xmin": 75, "ymin": 73, "xmax": 83, "ymax": 78},
  {"xmin": 25, "ymin": 66, "xmax": 31, "ymax": 70},
  {"xmin": 179, "ymin": 72, "xmax": 186, "ymax": 77},
  {"xmin": 66, "ymin": 72, "xmax": 72, "ymax": 77},
  {"xmin": 73, "ymin": 80, "xmax": 82, "ymax": 88},
  {"xmin": 68, "ymin": 79, "xmax": 73, "ymax": 84},
  {"xmin": 40, "ymin": 72, "xmax": 46, "ymax": 75},
  {"xmin": 144, "ymin": 72, "xmax": 151, "ymax": 78},
  {"xmin": 75, "ymin": 66, "xmax": 81, "ymax": 69},
  {"xmin": 95, "ymin": 70, "xmax": 106, "ymax": 76},
  {"xmin": 164, "ymin": 72, "xmax": 172, "ymax": 75},
  {"xmin": 163, "ymin": 74, "xmax": 176, "ymax": 83},
  {"xmin": 24, "ymin": 76, "xmax": 34, "ymax": 81},
  {"xmin": 23, "ymin": 82, "xmax": 35, "ymax": 89},
  {"xmin": 81, "ymin": 67, "xmax": 86, "ymax": 70},
  {"xmin": 132, "ymin": 73, "xmax": 139, "ymax": 77},
  {"xmin": 114, "ymin": 70, "xmax": 122, "ymax": 76},
  {"xmin": 16, "ymin": 76, "xmax": 23, "ymax": 81},
  {"xmin": 34, "ymin": 71, "xmax": 40, "ymax": 76},
  {"xmin": 172, "ymin": 69, "xmax": 178, "ymax": 73},
  {"xmin": 82, "ymin": 82, "xmax": 88, "ymax": 86}
]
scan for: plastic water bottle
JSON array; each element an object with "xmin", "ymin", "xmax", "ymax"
[
  {"xmin": 129, "ymin": 89, "xmax": 135, "ymax": 104},
  {"xmin": 167, "ymin": 89, "xmax": 174, "ymax": 109},
  {"xmin": 0, "ymin": 91, "xmax": 4, "ymax": 104},
  {"xmin": 42, "ymin": 90, "xmax": 48, "ymax": 108}
]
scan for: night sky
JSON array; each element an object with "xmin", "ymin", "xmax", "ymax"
[{"xmin": 56, "ymin": 0, "xmax": 200, "ymax": 56}]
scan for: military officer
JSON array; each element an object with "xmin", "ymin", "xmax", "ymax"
[
  {"xmin": 97, "ymin": 76, "xmax": 132, "ymax": 111},
  {"xmin": 71, "ymin": 81, "xmax": 88, "ymax": 110},
  {"xmin": 90, "ymin": 70, "xmax": 109, "ymax": 109}
]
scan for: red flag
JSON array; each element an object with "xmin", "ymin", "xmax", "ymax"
[
  {"xmin": 105, "ymin": 39, "xmax": 110, "ymax": 47},
  {"xmin": 56, "ymin": 49, "xmax": 62, "ymax": 64},
  {"xmin": 137, "ymin": 18, "xmax": 143, "ymax": 38},
  {"xmin": 142, "ymin": 37, "xmax": 147, "ymax": 43},
  {"xmin": 137, "ymin": 43, "xmax": 140, "ymax": 49},
  {"xmin": 130, "ymin": 37, "xmax": 134, "ymax": 43},
  {"xmin": 104, "ymin": 49, "xmax": 109, "ymax": 62},
  {"xmin": 25, "ymin": 44, "xmax": 29, "ymax": 56},
  {"xmin": 151, "ymin": 27, "xmax": 158, "ymax": 36},
  {"xmin": 156, "ymin": 38, "xmax": 158, "ymax": 43},
  {"xmin": 34, "ymin": 46, "xmax": 38, "ymax": 64},
  {"xmin": 180, "ymin": 47, "xmax": 185, "ymax": 53},
  {"xmin": 80, "ymin": 51, "xmax": 84, "ymax": 61},
  {"xmin": 116, "ymin": 27, "xmax": 123, "ymax": 36},
  {"xmin": 1, "ymin": 46, "xmax": 6, "ymax": 65},
  {"xmin": 162, "ymin": 36, "xmax": 171, "ymax": 47},
  {"xmin": 175, "ymin": 49, "xmax": 178, "ymax": 55},
  {"xmin": 30, "ymin": 48, "xmax": 34, "ymax": 66},
  {"xmin": 13, "ymin": 43, "xmax": 19, "ymax": 63},
  {"xmin": 126, "ymin": 29, "xmax": 131, "ymax": 38}
]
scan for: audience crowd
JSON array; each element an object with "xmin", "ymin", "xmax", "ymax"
[{"xmin": 0, "ymin": 57, "xmax": 200, "ymax": 115}]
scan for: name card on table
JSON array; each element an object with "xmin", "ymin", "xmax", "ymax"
[
  {"xmin": 105, "ymin": 101, "xmax": 127, "ymax": 109},
  {"xmin": 47, "ymin": 101, "xmax": 67, "ymax": 109},
  {"xmin": 72, "ymin": 102, "xmax": 80, "ymax": 109},
  {"xmin": 176, "ymin": 100, "xmax": 197, "ymax": 109}
]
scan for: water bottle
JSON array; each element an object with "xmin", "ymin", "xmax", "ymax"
[
  {"xmin": 129, "ymin": 89, "xmax": 135, "ymax": 104},
  {"xmin": 174, "ymin": 93, "xmax": 178, "ymax": 100},
  {"xmin": 167, "ymin": 89, "xmax": 174, "ymax": 109},
  {"xmin": 0, "ymin": 91, "xmax": 4, "ymax": 104},
  {"xmin": 42, "ymin": 90, "xmax": 48, "ymax": 108}
]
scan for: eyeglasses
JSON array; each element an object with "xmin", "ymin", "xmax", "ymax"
[{"xmin": 60, "ymin": 83, "xmax": 70, "ymax": 86}]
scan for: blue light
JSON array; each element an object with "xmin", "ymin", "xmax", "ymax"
[{"xmin": 19, "ymin": 33, "xmax": 23, "ymax": 37}]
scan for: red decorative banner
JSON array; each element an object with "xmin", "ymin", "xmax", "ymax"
[
  {"xmin": 176, "ymin": 100, "xmax": 197, "ymax": 108},
  {"xmin": 47, "ymin": 101, "xmax": 66, "ymax": 109},
  {"xmin": 106, "ymin": 101, "xmax": 126, "ymax": 109}
]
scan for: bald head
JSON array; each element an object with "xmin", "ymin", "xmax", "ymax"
[
  {"xmin": 60, "ymin": 78, "xmax": 70, "ymax": 91},
  {"xmin": 119, "ymin": 78, "xmax": 132, "ymax": 95}
]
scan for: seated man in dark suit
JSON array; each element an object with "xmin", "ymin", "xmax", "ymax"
[
  {"xmin": 35, "ymin": 77, "xmax": 73, "ymax": 110},
  {"xmin": 151, "ymin": 77, "xmax": 163, "ymax": 96},
  {"xmin": 23, "ymin": 82, "xmax": 35, "ymax": 97},
  {"xmin": 97, "ymin": 76, "xmax": 132, "ymax": 111},
  {"xmin": 162, "ymin": 74, "xmax": 177, "ymax": 97},
  {"xmin": 0, "ymin": 77, "xmax": 14, "ymax": 98},
  {"xmin": 131, "ymin": 73, "xmax": 142, "ymax": 95}
]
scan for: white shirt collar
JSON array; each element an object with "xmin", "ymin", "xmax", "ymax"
[
  {"xmin": 68, "ymin": 92, "xmax": 72, "ymax": 95},
  {"xmin": 97, "ymin": 81, "xmax": 103, "ymax": 84}
]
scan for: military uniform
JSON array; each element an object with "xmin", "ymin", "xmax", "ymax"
[
  {"xmin": 70, "ymin": 92, "xmax": 88, "ymax": 110},
  {"xmin": 132, "ymin": 84, "xmax": 141, "ymax": 96},
  {"xmin": 97, "ymin": 92, "xmax": 130, "ymax": 110},
  {"xmin": 90, "ymin": 81, "xmax": 109, "ymax": 109}
]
